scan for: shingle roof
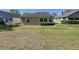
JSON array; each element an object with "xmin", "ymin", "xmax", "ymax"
[
  {"xmin": 0, "ymin": 10, "xmax": 12, "ymax": 15},
  {"xmin": 55, "ymin": 9, "xmax": 79, "ymax": 18},
  {"xmin": 62, "ymin": 9, "xmax": 79, "ymax": 17},
  {"xmin": 0, "ymin": 11, "xmax": 13, "ymax": 18},
  {"xmin": 22, "ymin": 12, "xmax": 50, "ymax": 18}
]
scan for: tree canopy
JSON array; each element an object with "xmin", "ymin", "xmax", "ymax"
[
  {"xmin": 22, "ymin": 12, "xmax": 30, "ymax": 16},
  {"xmin": 10, "ymin": 9, "xmax": 21, "ymax": 17}
]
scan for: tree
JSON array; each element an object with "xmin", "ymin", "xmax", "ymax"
[
  {"xmin": 51, "ymin": 13, "xmax": 57, "ymax": 17},
  {"xmin": 22, "ymin": 12, "xmax": 30, "ymax": 16},
  {"xmin": 10, "ymin": 9, "xmax": 21, "ymax": 17}
]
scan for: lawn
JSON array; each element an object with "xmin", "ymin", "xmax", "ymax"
[{"xmin": 0, "ymin": 24, "xmax": 79, "ymax": 50}]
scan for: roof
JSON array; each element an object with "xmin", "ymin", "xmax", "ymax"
[
  {"xmin": 22, "ymin": 12, "xmax": 50, "ymax": 18},
  {"xmin": 0, "ymin": 11, "xmax": 13, "ymax": 18},
  {"xmin": 0, "ymin": 10, "xmax": 12, "ymax": 15},
  {"xmin": 0, "ymin": 10, "xmax": 11, "ymax": 14},
  {"xmin": 55, "ymin": 9, "xmax": 79, "ymax": 18},
  {"xmin": 0, "ymin": 10, "xmax": 21, "ymax": 18}
]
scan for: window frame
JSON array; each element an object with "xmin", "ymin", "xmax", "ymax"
[
  {"xmin": 49, "ymin": 19, "xmax": 52, "ymax": 22},
  {"xmin": 40, "ymin": 18, "xmax": 43, "ymax": 22},
  {"xmin": 69, "ymin": 18, "xmax": 74, "ymax": 20},
  {"xmin": 44, "ymin": 18, "xmax": 48, "ymax": 22}
]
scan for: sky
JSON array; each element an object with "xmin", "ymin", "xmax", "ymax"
[{"xmin": 0, "ymin": 9, "xmax": 63, "ymax": 15}]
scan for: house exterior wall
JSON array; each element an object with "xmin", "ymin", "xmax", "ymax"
[
  {"xmin": 12, "ymin": 17, "xmax": 22, "ymax": 24},
  {"xmin": 22, "ymin": 17, "xmax": 54, "ymax": 25},
  {"xmin": 54, "ymin": 18, "xmax": 63, "ymax": 23},
  {"xmin": 54, "ymin": 17, "xmax": 70, "ymax": 23},
  {"xmin": 22, "ymin": 17, "xmax": 40, "ymax": 25}
]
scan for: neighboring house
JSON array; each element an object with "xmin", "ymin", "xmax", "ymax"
[
  {"xmin": 0, "ymin": 11, "xmax": 22, "ymax": 25},
  {"xmin": 21, "ymin": 12, "xmax": 54, "ymax": 25},
  {"xmin": 12, "ymin": 17, "xmax": 22, "ymax": 25},
  {"xmin": 54, "ymin": 9, "xmax": 79, "ymax": 23},
  {"xmin": 0, "ymin": 11, "xmax": 13, "ymax": 25},
  {"xmin": 54, "ymin": 14, "xmax": 63, "ymax": 23}
]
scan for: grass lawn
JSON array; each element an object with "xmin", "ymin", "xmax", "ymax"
[{"xmin": 0, "ymin": 24, "xmax": 79, "ymax": 50}]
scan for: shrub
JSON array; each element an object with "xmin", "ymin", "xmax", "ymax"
[
  {"xmin": 61, "ymin": 20, "xmax": 79, "ymax": 24},
  {"xmin": 41, "ymin": 23, "xmax": 55, "ymax": 26}
]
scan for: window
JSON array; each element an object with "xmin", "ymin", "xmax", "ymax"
[
  {"xmin": 27, "ymin": 18, "xmax": 30, "ymax": 23},
  {"xmin": 40, "ymin": 18, "xmax": 43, "ymax": 22},
  {"xmin": 75, "ymin": 18, "xmax": 79, "ymax": 20},
  {"xmin": 69, "ymin": 18, "xmax": 73, "ymax": 20},
  {"xmin": 49, "ymin": 19, "xmax": 52, "ymax": 22},
  {"xmin": 44, "ymin": 18, "xmax": 47, "ymax": 22},
  {"xmin": 9, "ymin": 18, "xmax": 12, "ymax": 22}
]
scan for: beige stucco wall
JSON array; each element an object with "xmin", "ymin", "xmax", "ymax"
[
  {"xmin": 12, "ymin": 17, "xmax": 22, "ymax": 24},
  {"xmin": 22, "ymin": 17, "xmax": 40, "ymax": 25},
  {"xmin": 22, "ymin": 17, "xmax": 54, "ymax": 25}
]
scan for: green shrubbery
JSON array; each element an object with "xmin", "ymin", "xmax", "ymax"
[
  {"xmin": 61, "ymin": 20, "xmax": 79, "ymax": 24},
  {"xmin": 0, "ymin": 24, "xmax": 20, "ymax": 29},
  {"xmin": 41, "ymin": 23, "xmax": 55, "ymax": 26}
]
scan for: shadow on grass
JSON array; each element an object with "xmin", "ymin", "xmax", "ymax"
[{"xmin": 0, "ymin": 24, "xmax": 20, "ymax": 31}]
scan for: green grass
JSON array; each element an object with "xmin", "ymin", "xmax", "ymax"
[
  {"xmin": 0, "ymin": 24, "xmax": 20, "ymax": 29},
  {"xmin": 0, "ymin": 24, "xmax": 79, "ymax": 49},
  {"xmin": 40, "ymin": 24, "xmax": 79, "ymax": 49}
]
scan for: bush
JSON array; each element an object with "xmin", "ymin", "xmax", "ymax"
[
  {"xmin": 0, "ymin": 24, "xmax": 13, "ymax": 29},
  {"xmin": 61, "ymin": 20, "xmax": 79, "ymax": 24},
  {"xmin": 41, "ymin": 23, "xmax": 55, "ymax": 26},
  {"xmin": 0, "ymin": 24, "xmax": 20, "ymax": 29}
]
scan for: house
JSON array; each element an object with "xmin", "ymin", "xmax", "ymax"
[
  {"xmin": 0, "ymin": 11, "xmax": 13, "ymax": 25},
  {"xmin": 21, "ymin": 12, "xmax": 54, "ymax": 25},
  {"xmin": 54, "ymin": 9, "xmax": 79, "ymax": 23},
  {"xmin": 0, "ymin": 11, "xmax": 54, "ymax": 25},
  {"xmin": 0, "ymin": 11, "xmax": 22, "ymax": 25},
  {"xmin": 54, "ymin": 14, "xmax": 63, "ymax": 23},
  {"xmin": 12, "ymin": 16, "xmax": 22, "ymax": 25}
]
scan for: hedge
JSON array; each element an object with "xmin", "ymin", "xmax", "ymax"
[
  {"xmin": 41, "ymin": 23, "xmax": 55, "ymax": 26},
  {"xmin": 61, "ymin": 20, "xmax": 79, "ymax": 24}
]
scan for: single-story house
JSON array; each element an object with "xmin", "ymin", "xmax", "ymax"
[
  {"xmin": 54, "ymin": 9, "xmax": 79, "ymax": 23},
  {"xmin": 0, "ymin": 11, "xmax": 13, "ymax": 25},
  {"xmin": 0, "ymin": 11, "xmax": 22, "ymax": 25},
  {"xmin": 21, "ymin": 12, "xmax": 54, "ymax": 25}
]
